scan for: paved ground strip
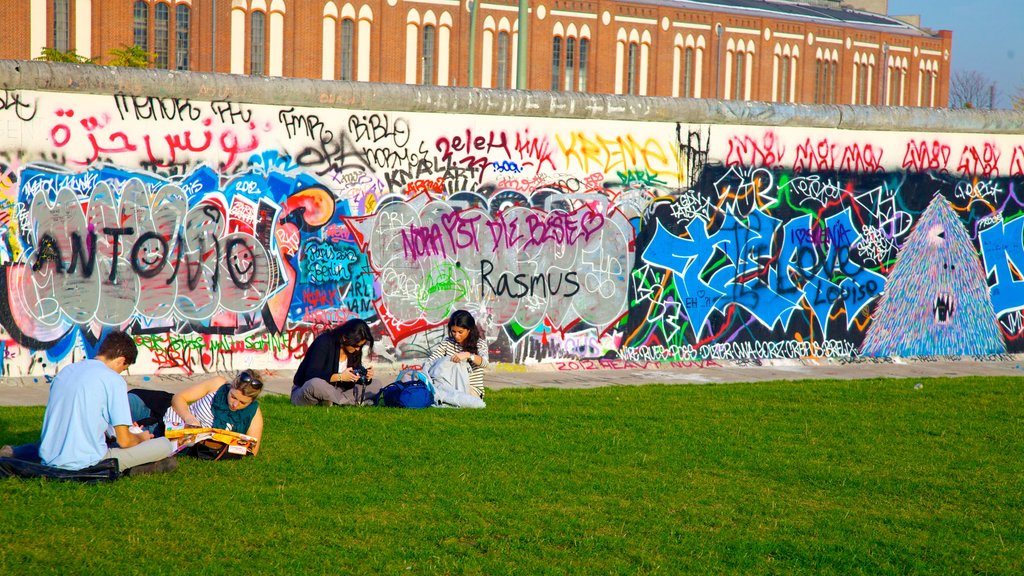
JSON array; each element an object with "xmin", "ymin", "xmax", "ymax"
[{"xmin": 1, "ymin": 357, "xmax": 1020, "ymax": 407}]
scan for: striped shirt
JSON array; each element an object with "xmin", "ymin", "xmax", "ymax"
[
  {"xmin": 163, "ymin": 391, "xmax": 218, "ymax": 430},
  {"xmin": 427, "ymin": 337, "xmax": 488, "ymax": 397}
]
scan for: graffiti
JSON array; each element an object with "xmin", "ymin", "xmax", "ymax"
[
  {"xmin": 558, "ymin": 132, "xmax": 675, "ymax": 177},
  {"xmin": 4, "ymin": 85, "xmax": 1024, "ymax": 376},
  {"xmin": 0, "ymin": 90, "xmax": 38, "ymax": 122}
]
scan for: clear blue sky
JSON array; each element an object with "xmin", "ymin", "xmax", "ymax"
[{"xmin": 887, "ymin": 0, "xmax": 1024, "ymax": 107}]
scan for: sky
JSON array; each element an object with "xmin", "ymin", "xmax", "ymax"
[{"xmin": 887, "ymin": 0, "xmax": 1024, "ymax": 108}]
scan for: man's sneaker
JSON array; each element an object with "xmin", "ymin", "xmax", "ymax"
[
  {"xmin": 0, "ymin": 445, "xmax": 13, "ymax": 458},
  {"xmin": 125, "ymin": 456, "xmax": 178, "ymax": 477}
]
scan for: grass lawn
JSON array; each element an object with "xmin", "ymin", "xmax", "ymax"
[{"xmin": 1, "ymin": 377, "xmax": 1022, "ymax": 575}]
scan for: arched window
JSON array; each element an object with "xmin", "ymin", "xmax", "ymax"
[
  {"xmin": 134, "ymin": 2, "xmax": 149, "ymax": 51},
  {"xmin": 855, "ymin": 57, "xmax": 870, "ymax": 105},
  {"xmin": 496, "ymin": 31, "xmax": 509, "ymax": 89},
  {"xmin": 53, "ymin": 0, "xmax": 70, "ymax": 52},
  {"xmin": 155, "ymin": 3, "xmax": 170, "ymax": 68},
  {"xmin": 340, "ymin": 18, "xmax": 354, "ymax": 80},
  {"xmin": 552, "ymin": 36, "xmax": 562, "ymax": 91},
  {"xmin": 779, "ymin": 54, "xmax": 790, "ymax": 102},
  {"xmin": 565, "ymin": 37, "xmax": 575, "ymax": 91},
  {"xmin": 251, "ymin": 11, "xmax": 266, "ymax": 75},
  {"xmin": 814, "ymin": 50, "xmax": 836, "ymax": 104},
  {"xmin": 578, "ymin": 38, "xmax": 589, "ymax": 92},
  {"xmin": 829, "ymin": 58, "xmax": 837, "ymax": 104},
  {"xmin": 175, "ymin": 5, "xmax": 190, "ymax": 70},
  {"xmin": 422, "ymin": 24, "xmax": 435, "ymax": 84},
  {"xmin": 627, "ymin": 42, "xmax": 638, "ymax": 95},
  {"xmin": 683, "ymin": 46, "xmax": 695, "ymax": 98},
  {"xmin": 733, "ymin": 51, "xmax": 745, "ymax": 100}
]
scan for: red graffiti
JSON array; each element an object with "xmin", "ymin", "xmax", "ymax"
[
  {"xmin": 405, "ymin": 177, "xmax": 445, "ymax": 195},
  {"xmin": 902, "ymin": 139, "xmax": 951, "ymax": 172},
  {"xmin": 957, "ymin": 143, "xmax": 1001, "ymax": 178},
  {"xmin": 725, "ymin": 132, "xmax": 785, "ymax": 168},
  {"xmin": 1010, "ymin": 146, "xmax": 1024, "ymax": 177},
  {"xmin": 839, "ymin": 143, "xmax": 883, "ymax": 172},
  {"xmin": 792, "ymin": 138, "xmax": 836, "ymax": 172}
]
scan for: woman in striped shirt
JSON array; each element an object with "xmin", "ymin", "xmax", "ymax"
[{"xmin": 427, "ymin": 310, "xmax": 488, "ymax": 398}]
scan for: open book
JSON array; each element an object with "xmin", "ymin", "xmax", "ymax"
[{"xmin": 165, "ymin": 427, "xmax": 258, "ymax": 457}]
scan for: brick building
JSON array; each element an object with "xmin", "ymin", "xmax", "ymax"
[{"xmin": 0, "ymin": 0, "xmax": 951, "ymax": 107}]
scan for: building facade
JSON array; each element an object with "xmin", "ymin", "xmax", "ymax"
[{"xmin": 0, "ymin": 0, "xmax": 951, "ymax": 107}]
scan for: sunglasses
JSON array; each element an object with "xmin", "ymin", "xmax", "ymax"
[{"xmin": 237, "ymin": 370, "xmax": 264, "ymax": 389}]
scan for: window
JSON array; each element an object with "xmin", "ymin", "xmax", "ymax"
[
  {"xmin": 565, "ymin": 37, "xmax": 575, "ymax": 91},
  {"xmin": 134, "ymin": 2, "xmax": 149, "ymax": 52},
  {"xmin": 733, "ymin": 51, "xmax": 745, "ymax": 100},
  {"xmin": 682, "ymin": 47, "xmax": 695, "ymax": 98},
  {"xmin": 552, "ymin": 36, "xmax": 562, "ymax": 91},
  {"xmin": 829, "ymin": 60, "xmax": 837, "ymax": 104},
  {"xmin": 815, "ymin": 57, "xmax": 835, "ymax": 104},
  {"xmin": 340, "ymin": 19, "xmax": 354, "ymax": 80},
  {"xmin": 251, "ymin": 11, "xmax": 265, "ymax": 75},
  {"xmin": 578, "ymin": 38, "xmax": 589, "ymax": 92},
  {"xmin": 779, "ymin": 55, "xmax": 790, "ymax": 102},
  {"xmin": 175, "ymin": 5, "xmax": 190, "ymax": 70},
  {"xmin": 496, "ymin": 31, "xmax": 509, "ymax": 89},
  {"xmin": 856, "ymin": 61, "xmax": 869, "ymax": 105},
  {"xmin": 422, "ymin": 25, "xmax": 435, "ymax": 84},
  {"xmin": 627, "ymin": 42, "xmax": 638, "ymax": 95},
  {"xmin": 155, "ymin": 3, "xmax": 169, "ymax": 68},
  {"xmin": 53, "ymin": 0, "xmax": 69, "ymax": 52}
]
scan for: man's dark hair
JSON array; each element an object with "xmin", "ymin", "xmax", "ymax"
[{"xmin": 97, "ymin": 331, "xmax": 138, "ymax": 365}]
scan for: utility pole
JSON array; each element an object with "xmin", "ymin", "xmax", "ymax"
[
  {"xmin": 468, "ymin": 0, "xmax": 479, "ymax": 87},
  {"xmin": 516, "ymin": 0, "xmax": 528, "ymax": 88}
]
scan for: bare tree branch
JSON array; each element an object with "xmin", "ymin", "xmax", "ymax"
[{"xmin": 949, "ymin": 70, "xmax": 997, "ymax": 109}]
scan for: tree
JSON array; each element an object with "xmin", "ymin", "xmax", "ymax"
[
  {"xmin": 1011, "ymin": 81, "xmax": 1024, "ymax": 111},
  {"xmin": 107, "ymin": 45, "xmax": 156, "ymax": 68},
  {"xmin": 949, "ymin": 70, "xmax": 996, "ymax": 109},
  {"xmin": 36, "ymin": 47, "xmax": 97, "ymax": 64}
]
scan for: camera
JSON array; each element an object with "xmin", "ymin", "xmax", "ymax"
[{"xmin": 351, "ymin": 366, "xmax": 371, "ymax": 385}]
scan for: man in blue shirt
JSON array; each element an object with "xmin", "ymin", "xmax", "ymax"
[{"xmin": 36, "ymin": 331, "xmax": 176, "ymax": 474}]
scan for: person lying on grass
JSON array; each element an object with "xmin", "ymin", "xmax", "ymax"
[
  {"xmin": 1, "ymin": 331, "xmax": 177, "ymax": 476},
  {"xmin": 291, "ymin": 318, "xmax": 382, "ymax": 406},
  {"xmin": 128, "ymin": 370, "xmax": 265, "ymax": 455}
]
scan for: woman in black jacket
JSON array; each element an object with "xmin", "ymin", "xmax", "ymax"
[{"xmin": 291, "ymin": 318, "xmax": 380, "ymax": 406}]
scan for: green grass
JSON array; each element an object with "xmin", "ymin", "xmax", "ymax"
[{"xmin": 1, "ymin": 377, "xmax": 1022, "ymax": 575}]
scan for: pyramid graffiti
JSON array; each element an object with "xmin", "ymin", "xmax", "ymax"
[{"xmin": 861, "ymin": 195, "xmax": 1004, "ymax": 357}]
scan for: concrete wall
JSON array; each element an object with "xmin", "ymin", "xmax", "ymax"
[{"xmin": 1, "ymin": 61, "xmax": 1023, "ymax": 378}]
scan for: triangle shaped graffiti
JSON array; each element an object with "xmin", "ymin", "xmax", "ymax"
[{"xmin": 861, "ymin": 195, "xmax": 1004, "ymax": 357}]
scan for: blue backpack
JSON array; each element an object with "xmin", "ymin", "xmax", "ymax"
[{"xmin": 377, "ymin": 369, "xmax": 435, "ymax": 409}]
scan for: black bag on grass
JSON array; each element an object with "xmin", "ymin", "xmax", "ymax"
[{"xmin": 0, "ymin": 456, "xmax": 121, "ymax": 483}]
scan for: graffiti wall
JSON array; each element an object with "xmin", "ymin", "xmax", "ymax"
[{"xmin": 1, "ymin": 77, "xmax": 1023, "ymax": 377}]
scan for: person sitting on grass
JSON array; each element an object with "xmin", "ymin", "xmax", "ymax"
[
  {"xmin": 0, "ymin": 331, "xmax": 177, "ymax": 477},
  {"xmin": 426, "ymin": 309, "xmax": 488, "ymax": 399},
  {"xmin": 128, "ymin": 370, "xmax": 265, "ymax": 455},
  {"xmin": 292, "ymin": 318, "xmax": 381, "ymax": 406}
]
